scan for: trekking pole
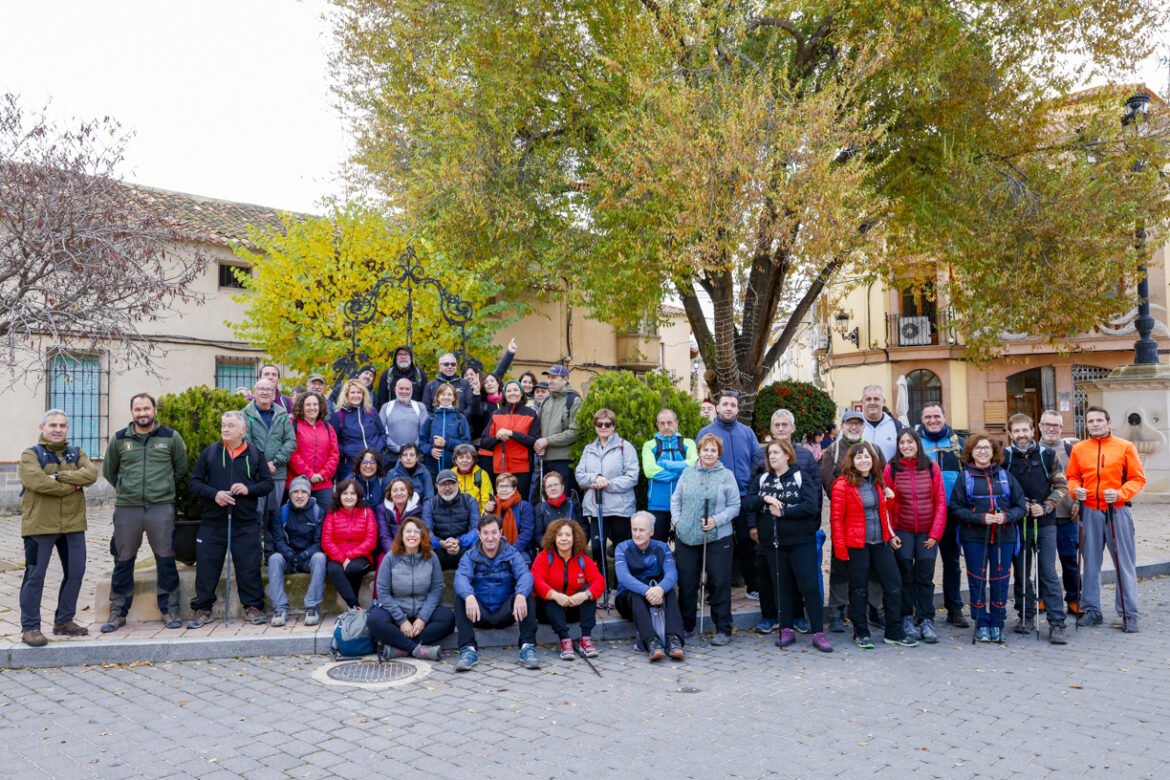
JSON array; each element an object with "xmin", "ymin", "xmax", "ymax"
[
  {"xmin": 698, "ymin": 498, "xmax": 709, "ymax": 643},
  {"xmin": 773, "ymin": 506, "xmax": 782, "ymax": 640},
  {"xmin": 973, "ymin": 520, "xmax": 989, "ymax": 646},
  {"xmin": 1033, "ymin": 514, "xmax": 1041, "ymax": 642},
  {"xmin": 1076, "ymin": 500, "xmax": 1084, "ymax": 630},
  {"xmin": 533, "ymin": 455, "xmax": 544, "ymax": 504},
  {"xmin": 1106, "ymin": 505, "xmax": 1128, "ymax": 629},
  {"xmin": 225, "ymin": 510, "xmax": 233, "ymax": 627},
  {"xmin": 577, "ymin": 643, "xmax": 602, "ymax": 677},
  {"xmin": 594, "ymin": 488, "xmax": 611, "ymax": 611}
]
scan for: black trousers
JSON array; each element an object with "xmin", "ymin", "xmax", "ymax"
[
  {"xmin": 589, "ymin": 514, "xmax": 630, "ymax": 594},
  {"xmin": 649, "ymin": 510, "xmax": 673, "ymax": 543},
  {"xmin": 191, "ymin": 519, "xmax": 263, "ymax": 612},
  {"xmin": 894, "ymin": 530, "xmax": 938, "ymax": 622},
  {"xmin": 456, "ymin": 594, "xmax": 538, "ymax": 649},
  {"xmin": 616, "ymin": 588, "xmax": 685, "ymax": 650},
  {"xmin": 732, "ymin": 509, "xmax": 758, "ymax": 593},
  {"xmin": 327, "ymin": 558, "xmax": 373, "ymax": 608},
  {"xmin": 434, "ymin": 547, "xmax": 467, "ymax": 571},
  {"xmin": 367, "ymin": 604, "xmax": 456, "ymax": 652},
  {"xmin": 675, "ymin": 536, "xmax": 733, "ymax": 635},
  {"xmin": 846, "ymin": 543, "xmax": 904, "ymax": 640},
  {"xmin": 536, "ymin": 598, "xmax": 598, "ymax": 639},
  {"xmin": 759, "ymin": 539, "xmax": 823, "ymax": 630},
  {"xmin": 938, "ymin": 514, "xmax": 964, "ymax": 611}
]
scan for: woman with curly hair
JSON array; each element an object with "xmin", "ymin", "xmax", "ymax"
[{"xmin": 530, "ymin": 517, "xmax": 606, "ymax": 660}]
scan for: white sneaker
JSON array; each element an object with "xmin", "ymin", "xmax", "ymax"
[{"xmin": 744, "ymin": 591, "xmax": 760, "ymax": 601}]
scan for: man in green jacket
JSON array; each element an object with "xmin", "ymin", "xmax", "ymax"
[
  {"xmin": 533, "ymin": 365, "xmax": 583, "ymax": 494},
  {"xmin": 243, "ymin": 378, "xmax": 294, "ymax": 533},
  {"xmin": 100, "ymin": 393, "xmax": 189, "ymax": 632},
  {"xmin": 19, "ymin": 409, "xmax": 99, "ymax": 647}
]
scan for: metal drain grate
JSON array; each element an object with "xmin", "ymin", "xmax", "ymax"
[{"xmin": 312, "ymin": 658, "xmax": 432, "ymax": 689}]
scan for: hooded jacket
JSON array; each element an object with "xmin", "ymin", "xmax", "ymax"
[
  {"xmin": 419, "ymin": 406, "xmax": 471, "ymax": 473},
  {"xmin": 243, "ymin": 400, "xmax": 296, "ymax": 481},
  {"xmin": 482, "ymin": 401, "xmax": 540, "ymax": 475},
  {"xmin": 374, "ymin": 345, "xmax": 427, "ymax": 408},
  {"xmin": 642, "ymin": 433, "xmax": 698, "ymax": 511},
  {"xmin": 670, "ymin": 460, "xmax": 741, "ymax": 546},
  {"xmin": 286, "ymin": 417, "xmax": 339, "ymax": 490},
  {"xmin": 103, "ymin": 421, "xmax": 188, "ymax": 507},
  {"xmin": 535, "ymin": 383, "xmax": 582, "ymax": 462},
  {"xmin": 577, "ymin": 433, "xmax": 640, "ymax": 517},
  {"xmin": 19, "ymin": 436, "xmax": 99, "ymax": 537},
  {"xmin": 387, "ymin": 460, "xmax": 435, "ymax": 501},
  {"xmin": 453, "ymin": 537, "xmax": 533, "ymax": 613},
  {"xmin": 330, "ymin": 405, "xmax": 387, "ymax": 471},
  {"xmin": 374, "ymin": 493, "xmax": 422, "ymax": 553}
]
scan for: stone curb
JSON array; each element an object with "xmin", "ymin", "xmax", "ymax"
[{"xmin": 4, "ymin": 560, "xmax": 1167, "ymax": 669}]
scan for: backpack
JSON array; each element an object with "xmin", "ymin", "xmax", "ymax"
[
  {"xmin": 963, "ymin": 469, "xmax": 1012, "ymax": 510},
  {"xmin": 330, "ymin": 607, "xmax": 376, "ymax": 659},
  {"xmin": 546, "ymin": 550, "xmax": 589, "ymax": 571},
  {"xmin": 20, "ymin": 444, "xmax": 81, "ymax": 496},
  {"xmin": 653, "ymin": 436, "xmax": 684, "ymax": 461}
]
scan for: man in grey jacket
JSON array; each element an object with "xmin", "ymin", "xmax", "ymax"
[
  {"xmin": 380, "ymin": 376, "xmax": 428, "ymax": 468},
  {"xmin": 534, "ymin": 365, "xmax": 583, "ymax": 493},
  {"xmin": 243, "ymin": 378, "xmax": 295, "ymax": 533}
]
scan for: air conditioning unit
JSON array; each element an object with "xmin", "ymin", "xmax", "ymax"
[
  {"xmin": 812, "ymin": 324, "xmax": 829, "ymax": 352},
  {"xmin": 898, "ymin": 316, "xmax": 931, "ymax": 346}
]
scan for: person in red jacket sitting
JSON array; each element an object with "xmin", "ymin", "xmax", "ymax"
[
  {"xmin": 322, "ymin": 478, "xmax": 378, "ymax": 609},
  {"xmin": 831, "ymin": 444, "xmax": 916, "ymax": 650},
  {"xmin": 530, "ymin": 517, "xmax": 606, "ymax": 660},
  {"xmin": 286, "ymin": 391, "xmax": 339, "ymax": 515},
  {"xmin": 882, "ymin": 429, "xmax": 947, "ymax": 645}
]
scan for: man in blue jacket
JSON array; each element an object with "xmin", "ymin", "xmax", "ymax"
[
  {"xmin": 453, "ymin": 514, "xmax": 540, "ymax": 671},
  {"xmin": 641, "ymin": 408, "xmax": 698, "ymax": 542},
  {"xmin": 916, "ymin": 402, "xmax": 969, "ymax": 628},
  {"xmin": 615, "ymin": 512, "xmax": 685, "ymax": 661},
  {"xmin": 697, "ymin": 391, "xmax": 761, "ymax": 598}
]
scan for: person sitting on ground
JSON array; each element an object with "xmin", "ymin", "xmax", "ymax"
[
  {"xmin": 453, "ymin": 443, "xmax": 492, "ymax": 513},
  {"xmin": 452, "ymin": 514, "xmax": 541, "ymax": 672},
  {"xmin": 615, "ymin": 511, "xmax": 686, "ymax": 662},
  {"xmin": 422, "ymin": 469, "xmax": 481, "ymax": 570},
  {"xmin": 484, "ymin": 471, "xmax": 535, "ymax": 560},
  {"xmin": 330, "ymin": 380, "xmax": 386, "ymax": 481},
  {"xmin": 420, "ymin": 383, "xmax": 471, "ymax": 476},
  {"xmin": 533, "ymin": 470, "xmax": 584, "ymax": 545},
  {"xmin": 367, "ymin": 517, "xmax": 455, "ymax": 661},
  {"xmin": 352, "ymin": 448, "xmax": 387, "ymax": 511},
  {"xmin": 321, "ymin": 479, "xmax": 378, "ymax": 610},
  {"xmin": 386, "ymin": 443, "xmax": 435, "ymax": 501},
  {"xmin": 266, "ymin": 476, "xmax": 326, "ymax": 627},
  {"xmin": 375, "ymin": 477, "xmax": 422, "ymax": 560},
  {"xmin": 531, "ymin": 517, "xmax": 606, "ymax": 660}
]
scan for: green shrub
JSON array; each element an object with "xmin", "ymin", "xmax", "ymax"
[
  {"xmin": 570, "ymin": 371, "xmax": 702, "ymax": 463},
  {"xmin": 157, "ymin": 386, "xmax": 248, "ymax": 521},
  {"xmin": 751, "ymin": 380, "xmax": 836, "ymax": 444}
]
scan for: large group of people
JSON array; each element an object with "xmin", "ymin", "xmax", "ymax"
[{"xmin": 18, "ymin": 359, "xmax": 1147, "ymax": 673}]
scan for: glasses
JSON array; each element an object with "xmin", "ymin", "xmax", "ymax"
[
  {"xmin": 595, "ymin": 421, "xmax": 614, "ymax": 429},
  {"xmin": 255, "ymin": 388, "xmax": 274, "ymax": 394},
  {"xmin": 360, "ymin": 459, "xmax": 378, "ymax": 465},
  {"xmin": 439, "ymin": 361, "xmax": 457, "ymax": 367},
  {"xmin": 1039, "ymin": 422, "xmax": 1062, "ymax": 429}
]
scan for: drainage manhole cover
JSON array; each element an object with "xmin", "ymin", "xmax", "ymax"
[{"xmin": 312, "ymin": 658, "xmax": 432, "ymax": 689}]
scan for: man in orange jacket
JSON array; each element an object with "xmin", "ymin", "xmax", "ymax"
[{"xmin": 1065, "ymin": 406, "xmax": 1145, "ymax": 632}]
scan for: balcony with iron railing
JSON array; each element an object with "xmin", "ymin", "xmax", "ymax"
[{"xmin": 886, "ymin": 309, "xmax": 957, "ymax": 348}]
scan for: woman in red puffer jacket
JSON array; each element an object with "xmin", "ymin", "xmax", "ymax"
[
  {"xmin": 322, "ymin": 478, "xmax": 378, "ymax": 609},
  {"xmin": 530, "ymin": 517, "xmax": 606, "ymax": 660},
  {"xmin": 882, "ymin": 429, "xmax": 946, "ymax": 644},
  {"xmin": 286, "ymin": 391, "xmax": 339, "ymax": 515}
]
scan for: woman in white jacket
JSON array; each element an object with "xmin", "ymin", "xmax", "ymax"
[{"xmin": 575, "ymin": 408, "xmax": 640, "ymax": 593}]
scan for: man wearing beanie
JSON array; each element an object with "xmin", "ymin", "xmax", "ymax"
[{"xmin": 266, "ymin": 476, "xmax": 327, "ymax": 626}]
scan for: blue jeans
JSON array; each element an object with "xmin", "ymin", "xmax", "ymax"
[
  {"xmin": 267, "ymin": 551, "xmax": 326, "ymax": 612},
  {"xmin": 961, "ymin": 539, "xmax": 1013, "ymax": 629}
]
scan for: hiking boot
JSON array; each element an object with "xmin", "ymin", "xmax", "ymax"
[
  {"xmin": 269, "ymin": 610, "xmax": 288, "ymax": 628},
  {"xmin": 382, "ymin": 645, "xmax": 410, "ymax": 660},
  {"xmin": 1080, "ymin": 610, "xmax": 1103, "ymax": 626},
  {"xmin": 52, "ymin": 620, "xmax": 88, "ymax": 637},
  {"xmin": 902, "ymin": 617, "xmax": 920, "ymax": 642},
  {"xmin": 989, "ymin": 627, "xmax": 1004, "ymax": 643},
  {"xmin": 812, "ymin": 632, "xmax": 833, "ymax": 653},
  {"xmin": 1122, "ymin": 618, "xmax": 1140, "ymax": 634},
  {"xmin": 454, "ymin": 646, "xmax": 479, "ymax": 671},
  {"xmin": 187, "ymin": 609, "xmax": 212, "ymax": 629},
  {"xmin": 744, "ymin": 590, "xmax": 760, "ymax": 601},
  {"xmin": 1049, "ymin": 624, "xmax": 1068, "ymax": 644},
  {"xmin": 777, "ymin": 628, "xmax": 797, "ymax": 648},
  {"xmin": 919, "ymin": 619, "xmax": 939, "ymax": 644},
  {"xmin": 884, "ymin": 635, "xmax": 919, "ymax": 648},
  {"xmin": 100, "ymin": 613, "xmax": 126, "ymax": 633},
  {"xmin": 559, "ymin": 638, "xmax": 575, "ymax": 660},
  {"xmin": 164, "ymin": 610, "xmax": 182, "ymax": 630},
  {"xmin": 519, "ymin": 643, "xmax": 541, "ymax": 670},
  {"xmin": 578, "ymin": 636, "xmax": 599, "ymax": 658},
  {"xmin": 412, "ymin": 644, "xmax": 441, "ymax": 661},
  {"xmin": 829, "ymin": 608, "xmax": 846, "ymax": 633},
  {"xmin": 853, "ymin": 634, "xmax": 875, "ymax": 650},
  {"xmin": 304, "ymin": 608, "xmax": 320, "ymax": 627},
  {"xmin": 710, "ymin": 632, "xmax": 732, "ymax": 646},
  {"xmin": 975, "ymin": 626, "xmax": 991, "ymax": 642},
  {"xmin": 245, "ymin": 606, "xmax": 267, "ymax": 625},
  {"xmin": 755, "ymin": 618, "xmax": 777, "ymax": 634},
  {"xmin": 1014, "ymin": 617, "xmax": 1035, "ymax": 634},
  {"xmin": 947, "ymin": 608, "xmax": 970, "ymax": 628},
  {"xmin": 666, "ymin": 635, "xmax": 685, "ymax": 660},
  {"xmin": 22, "ymin": 629, "xmax": 48, "ymax": 647},
  {"xmin": 793, "ymin": 617, "xmax": 811, "ymax": 634},
  {"xmin": 647, "ymin": 637, "xmax": 666, "ymax": 662}
]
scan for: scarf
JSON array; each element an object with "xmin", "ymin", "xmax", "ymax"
[
  {"xmin": 487, "ymin": 392, "xmax": 502, "ymax": 404},
  {"xmin": 547, "ymin": 493, "xmax": 566, "ymax": 508},
  {"xmin": 497, "ymin": 490, "xmax": 523, "ymax": 544}
]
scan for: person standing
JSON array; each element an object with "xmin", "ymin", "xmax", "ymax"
[
  {"xmin": 379, "ymin": 376, "xmax": 428, "ymax": 469},
  {"xmin": 533, "ymin": 364, "xmax": 583, "ymax": 493},
  {"xmin": 244, "ymin": 378, "xmax": 296, "ymax": 534},
  {"xmin": 916, "ymin": 402, "xmax": 969, "ymax": 628},
  {"xmin": 860, "ymin": 385, "xmax": 904, "ymax": 462},
  {"xmin": 697, "ymin": 391, "xmax": 760, "ymax": 599},
  {"xmin": 1038, "ymin": 410, "xmax": 1081, "ymax": 614},
  {"xmin": 481, "ymin": 380, "xmax": 541, "ymax": 500},
  {"xmin": 374, "ymin": 345, "xmax": 428, "ymax": 408},
  {"xmin": 576, "ymin": 408, "xmax": 640, "ymax": 566},
  {"xmin": 641, "ymin": 408, "xmax": 698, "ymax": 542},
  {"xmin": 253, "ymin": 364, "xmax": 294, "ymax": 413},
  {"xmin": 286, "ymin": 390, "xmax": 339, "ymax": 515},
  {"xmin": 331, "ymin": 380, "xmax": 387, "ymax": 481},
  {"xmin": 421, "ymin": 352, "xmax": 474, "ymax": 413},
  {"xmin": 186, "ymin": 411, "xmax": 275, "ymax": 628},
  {"xmin": 419, "ymin": 383, "xmax": 471, "ymax": 476},
  {"xmin": 101, "ymin": 393, "xmax": 189, "ymax": 633},
  {"xmin": 1066, "ymin": 406, "xmax": 1146, "ymax": 632},
  {"xmin": 18, "ymin": 410, "xmax": 99, "ymax": 647}
]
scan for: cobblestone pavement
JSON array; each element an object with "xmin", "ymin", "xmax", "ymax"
[{"xmin": 1, "ymin": 579, "xmax": 1168, "ymax": 779}]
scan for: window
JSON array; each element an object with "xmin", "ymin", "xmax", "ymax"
[
  {"xmin": 906, "ymin": 369, "xmax": 942, "ymax": 425},
  {"xmin": 216, "ymin": 357, "xmax": 259, "ymax": 392},
  {"xmin": 218, "ymin": 263, "xmax": 250, "ymax": 289},
  {"xmin": 47, "ymin": 354, "xmax": 108, "ymax": 456}
]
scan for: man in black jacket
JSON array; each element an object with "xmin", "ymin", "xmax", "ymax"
[
  {"xmin": 266, "ymin": 476, "xmax": 326, "ymax": 627},
  {"xmin": 187, "ymin": 411, "xmax": 274, "ymax": 628},
  {"xmin": 375, "ymin": 345, "xmax": 427, "ymax": 408}
]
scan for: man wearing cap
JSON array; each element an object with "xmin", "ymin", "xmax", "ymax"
[
  {"xmin": 533, "ymin": 381, "xmax": 550, "ymax": 409},
  {"xmin": 423, "ymin": 469, "xmax": 482, "ymax": 570},
  {"xmin": 820, "ymin": 410, "xmax": 888, "ymax": 632},
  {"xmin": 265, "ymin": 476, "xmax": 327, "ymax": 627},
  {"xmin": 534, "ymin": 364, "xmax": 583, "ymax": 494},
  {"xmin": 306, "ymin": 373, "xmax": 335, "ymax": 414}
]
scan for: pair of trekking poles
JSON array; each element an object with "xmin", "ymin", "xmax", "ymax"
[{"xmin": 970, "ymin": 498, "xmax": 1042, "ymax": 645}]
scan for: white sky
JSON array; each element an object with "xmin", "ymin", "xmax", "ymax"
[{"xmin": 1, "ymin": 2, "xmax": 1166, "ymax": 217}]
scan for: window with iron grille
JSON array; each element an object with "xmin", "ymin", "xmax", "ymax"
[
  {"xmin": 216, "ymin": 357, "xmax": 259, "ymax": 392},
  {"xmin": 218, "ymin": 263, "xmax": 251, "ymax": 289},
  {"xmin": 47, "ymin": 354, "xmax": 108, "ymax": 456}
]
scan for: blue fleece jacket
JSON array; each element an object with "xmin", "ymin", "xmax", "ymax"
[
  {"xmin": 697, "ymin": 418, "xmax": 760, "ymax": 495},
  {"xmin": 453, "ymin": 538, "xmax": 533, "ymax": 613}
]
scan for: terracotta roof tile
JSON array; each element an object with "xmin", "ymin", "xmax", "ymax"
[{"xmin": 124, "ymin": 184, "xmax": 317, "ymax": 249}]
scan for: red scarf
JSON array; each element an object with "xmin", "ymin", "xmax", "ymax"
[
  {"xmin": 497, "ymin": 491, "xmax": 522, "ymax": 544},
  {"xmin": 547, "ymin": 493, "xmax": 566, "ymax": 508}
]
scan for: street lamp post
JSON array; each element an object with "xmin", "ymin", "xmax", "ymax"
[{"xmin": 1122, "ymin": 92, "xmax": 1157, "ymax": 365}]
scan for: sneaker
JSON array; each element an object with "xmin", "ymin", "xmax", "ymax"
[
  {"xmin": 1014, "ymin": 617, "xmax": 1035, "ymax": 634},
  {"xmin": 947, "ymin": 608, "xmax": 970, "ymax": 628},
  {"xmin": 269, "ymin": 610, "xmax": 287, "ymax": 628},
  {"xmin": 52, "ymin": 620, "xmax": 88, "ymax": 637},
  {"xmin": 578, "ymin": 636, "xmax": 599, "ymax": 658},
  {"xmin": 812, "ymin": 632, "xmax": 833, "ymax": 653},
  {"xmin": 1123, "ymin": 619, "xmax": 1140, "ymax": 634},
  {"xmin": 454, "ymin": 646, "xmax": 479, "ymax": 672},
  {"xmin": 777, "ymin": 628, "xmax": 797, "ymax": 648},
  {"xmin": 647, "ymin": 637, "xmax": 666, "ymax": 662},
  {"xmin": 519, "ymin": 643, "xmax": 541, "ymax": 669},
  {"xmin": 884, "ymin": 635, "xmax": 919, "ymax": 648},
  {"xmin": 412, "ymin": 644, "xmax": 441, "ymax": 661},
  {"xmin": 709, "ymin": 632, "xmax": 732, "ymax": 646},
  {"xmin": 22, "ymin": 629, "xmax": 48, "ymax": 647},
  {"xmin": 559, "ymin": 638, "xmax": 575, "ymax": 660},
  {"xmin": 853, "ymin": 634, "xmax": 875, "ymax": 650},
  {"xmin": 919, "ymin": 619, "xmax": 939, "ymax": 644},
  {"xmin": 382, "ymin": 645, "xmax": 410, "ymax": 660},
  {"xmin": 868, "ymin": 606, "xmax": 885, "ymax": 630},
  {"xmin": 902, "ymin": 616, "xmax": 920, "ymax": 642},
  {"xmin": 100, "ymin": 613, "xmax": 126, "ymax": 633},
  {"xmin": 186, "ymin": 609, "xmax": 212, "ymax": 629},
  {"xmin": 989, "ymin": 627, "xmax": 1004, "ymax": 643},
  {"xmin": 829, "ymin": 608, "xmax": 846, "ymax": 633},
  {"xmin": 975, "ymin": 626, "xmax": 991, "ymax": 642},
  {"xmin": 755, "ymin": 618, "xmax": 778, "ymax": 634},
  {"xmin": 1080, "ymin": 610, "xmax": 1103, "ymax": 626},
  {"xmin": 304, "ymin": 608, "xmax": 320, "ymax": 627},
  {"xmin": 1049, "ymin": 625, "xmax": 1068, "ymax": 644},
  {"xmin": 245, "ymin": 606, "xmax": 267, "ymax": 625},
  {"xmin": 666, "ymin": 635, "xmax": 685, "ymax": 660},
  {"xmin": 744, "ymin": 590, "xmax": 760, "ymax": 601},
  {"xmin": 793, "ymin": 617, "xmax": 811, "ymax": 634},
  {"xmin": 165, "ymin": 610, "xmax": 183, "ymax": 630}
]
